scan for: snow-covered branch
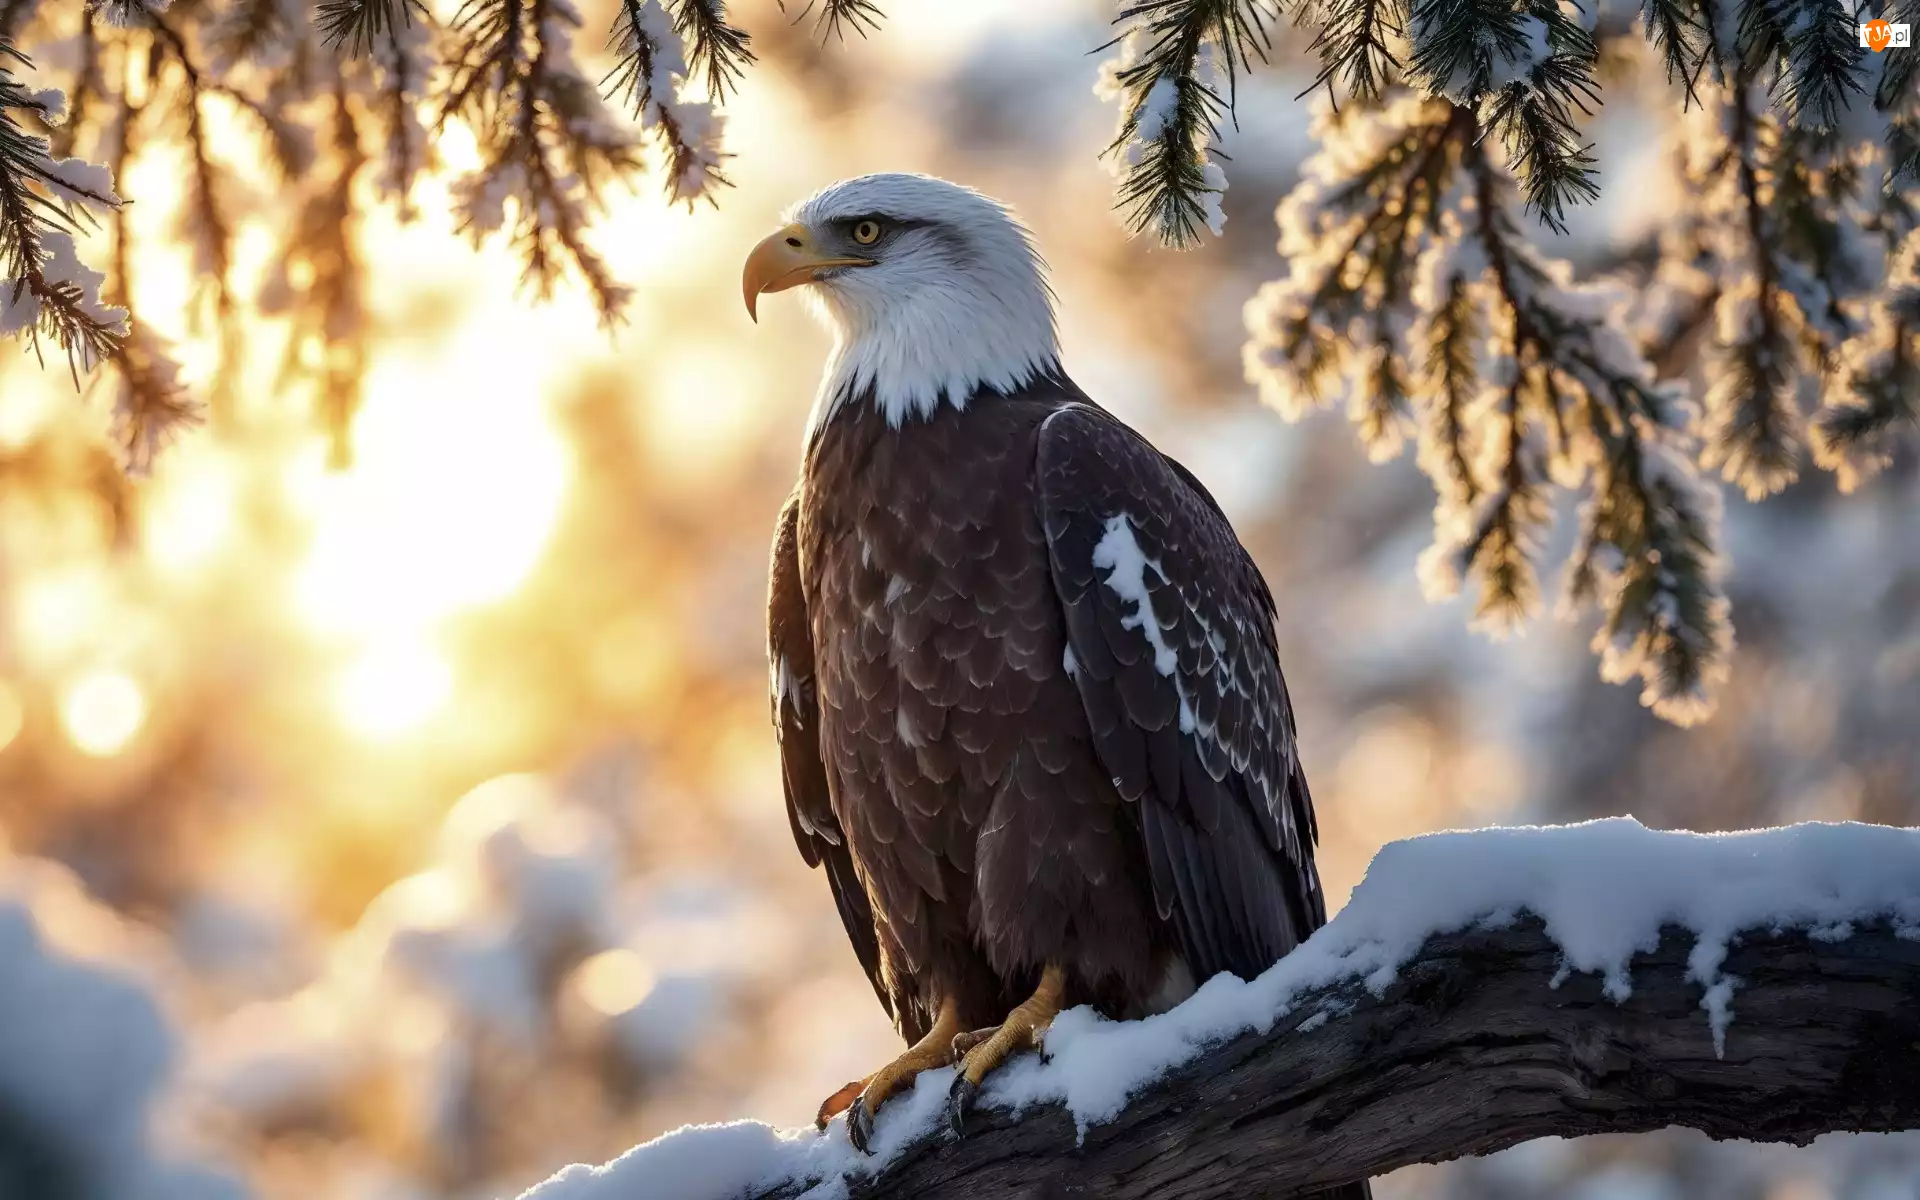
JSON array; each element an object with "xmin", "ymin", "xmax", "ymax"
[
  {"xmin": 1095, "ymin": 0, "xmax": 1274, "ymax": 247},
  {"xmin": 0, "ymin": 41, "xmax": 126, "ymax": 372},
  {"xmin": 1244, "ymin": 94, "xmax": 1733, "ymax": 724},
  {"xmin": 604, "ymin": 0, "xmax": 728, "ymax": 206},
  {"xmin": 1813, "ymin": 227, "xmax": 1920, "ymax": 491},
  {"xmin": 516, "ymin": 819, "xmax": 1920, "ymax": 1200}
]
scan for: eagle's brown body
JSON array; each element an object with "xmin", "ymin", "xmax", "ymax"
[{"xmin": 769, "ymin": 376, "xmax": 1329, "ymax": 1046}]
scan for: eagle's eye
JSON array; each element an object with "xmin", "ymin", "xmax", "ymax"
[{"xmin": 851, "ymin": 219, "xmax": 883, "ymax": 246}]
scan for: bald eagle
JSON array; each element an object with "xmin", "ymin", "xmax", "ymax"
[{"xmin": 748, "ymin": 174, "xmax": 1363, "ymax": 1195}]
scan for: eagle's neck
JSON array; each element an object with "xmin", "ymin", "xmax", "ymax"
[{"xmin": 803, "ymin": 275, "xmax": 1060, "ymax": 438}]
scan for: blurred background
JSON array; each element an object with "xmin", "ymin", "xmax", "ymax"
[{"xmin": 1, "ymin": 0, "xmax": 1917, "ymax": 1196}]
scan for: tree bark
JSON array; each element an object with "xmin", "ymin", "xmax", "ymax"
[{"xmin": 757, "ymin": 919, "xmax": 1920, "ymax": 1200}]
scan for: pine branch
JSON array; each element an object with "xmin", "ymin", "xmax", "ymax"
[
  {"xmin": 672, "ymin": 0, "xmax": 753, "ymax": 99},
  {"xmin": 1, "ymin": 39, "xmax": 127, "ymax": 377},
  {"xmin": 1479, "ymin": 55, "xmax": 1601, "ymax": 233},
  {"xmin": 1572, "ymin": 424, "xmax": 1731, "ymax": 724},
  {"xmin": 1436, "ymin": 360, "xmax": 1550, "ymax": 635},
  {"xmin": 261, "ymin": 75, "xmax": 367, "ymax": 465},
  {"xmin": 104, "ymin": 321, "xmax": 197, "ymax": 474},
  {"xmin": 1408, "ymin": 0, "xmax": 1602, "ymax": 233},
  {"xmin": 317, "ymin": 0, "xmax": 418, "ymax": 55},
  {"xmin": 1639, "ymin": 0, "xmax": 1710, "ymax": 103},
  {"xmin": 1812, "ymin": 229, "xmax": 1920, "ymax": 491},
  {"xmin": 1767, "ymin": 124, "xmax": 1875, "ymax": 358},
  {"xmin": 1878, "ymin": 0, "xmax": 1916, "ymax": 115},
  {"xmin": 1243, "ymin": 94, "xmax": 1470, "ymax": 415},
  {"xmin": 1889, "ymin": 111, "xmax": 1919, "ymax": 191},
  {"xmin": 1248, "ymin": 96, "xmax": 1729, "ymax": 722},
  {"xmin": 88, "ymin": 0, "xmax": 168, "ymax": 28},
  {"xmin": 207, "ymin": 0, "xmax": 308, "ymax": 72},
  {"xmin": 445, "ymin": 0, "xmax": 644, "ymax": 321},
  {"xmin": 1099, "ymin": 0, "xmax": 1278, "ymax": 247},
  {"xmin": 1463, "ymin": 147, "xmax": 1728, "ymax": 720},
  {"xmin": 1413, "ymin": 269, "xmax": 1484, "ymax": 509},
  {"xmin": 1697, "ymin": 72, "xmax": 1805, "ymax": 501},
  {"xmin": 1739, "ymin": 0, "xmax": 1869, "ymax": 133},
  {"xmin": 51, "ymin": 13, "xmax": 101, "ymax": 158},
  {"xmin": 0, "ymin": 0, "xmax": 34, "ymax": 44},
  {"xmin": 366, "ymin": 2, "xmax": 432, "ymax": 215},
  {"xmin": 1879, "ymin": 0, "xmax": 1918, "ymax": 189},
  {"xmin": 1297, "ymin": 0, "xmax": 1404, "ymax": 104},
  {"xmin": 782, "ymin": 0, "xmax": 883, "ymax": 41},
  {"xmin": 148, "ymin": 14, "xmax": 239, "ymax": 336},
  {"xmin": 604, "ymin": 0, "xmax": 728, "ymax": 203}
]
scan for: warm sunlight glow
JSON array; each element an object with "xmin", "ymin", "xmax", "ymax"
[
  {"xmin": 15, "ymin": 570, "xmax": 112, "ymax": 668},
  {"xmin": 574, "ymin": 948, "xmax": 656, "ymax": 1018},
  {"xmin": 61, "ymin": 670, "xmax": 148, "ymax": 757},
  {"xmin": 334, "ymin": 638, "xmax": 454, "ymax": 740},
  {"xmin": 0, "ymin": 385, "xmax": 56, "ymax": 449},
  {"xmin": 0, "ymin": 682, "xmax": 23, "ymax": 753},
  {"xmin": 145, "ymin": 447, "xmax": 240, "ymax": 579},
  {"xmin": 292, "ymin": 318, "xmax": 570, "ymax": 640}
]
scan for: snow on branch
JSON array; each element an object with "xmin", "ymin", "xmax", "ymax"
[
  {"xmin": 442, "ymin": 0, "xmax": 646, "ymax": 322},
  {"xmin": 1813, "ymin": 227, "xmax": 1920, "ymax": 491},
  {"xmin": 1095, "ymin": 0, "xmax": 1275, "ymax": 247},
  {"xmin": 0, "ymin": 40, "xmax": 126, "ymax": 372},
  {"xmin": 1237, "ymin": 0, "xmax": 1920, "ymax": 725},
  {"xmin": 515, "ymin": 819, "xmax": 1920, "ymax": 1200},
  {"xmin": 1407, "ymin": 0, "xmax": 1600, "ymax": 232},
  {"xmin": 604, "ymin": 0, "xmax": 729, "ymax": 206},
  {"xmin": 1244, "ymin": 95, "xmax": 1732, "ymax": 724}
]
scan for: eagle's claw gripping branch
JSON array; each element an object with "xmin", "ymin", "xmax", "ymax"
[
  {"xmin": 840, "ymin": 999, "xmax": 964, "ymax": 1153},
  {"xmin": 947, "ymin": 964, "xmax": 1066, "ymax": 1138}
]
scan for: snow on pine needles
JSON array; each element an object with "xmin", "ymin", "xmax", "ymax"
[
  {"xmin": 513, "ymin": 818, "xmax": 1920, "ymax": 1200},
  {"xmin": 1244, "ymin": 92, "xmax": 1734, "ymax": 728}
]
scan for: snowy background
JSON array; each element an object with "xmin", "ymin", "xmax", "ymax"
[{"xmin": 0, "ymin": 0, "xmax": 1917, "ymax": 1197}]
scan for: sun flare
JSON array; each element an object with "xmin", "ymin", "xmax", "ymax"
[{"xmin": 291, "ymin": 313, "xmax": 571, "ymax": 643}]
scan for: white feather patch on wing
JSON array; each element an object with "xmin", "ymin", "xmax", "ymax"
[
  {"xmin": 1090, "ymin": 513, "xmax": 1199, "ymax": 734},
  {"xmin": 772, "ymin": 655, "xmax": 803, "ymax": 724}
]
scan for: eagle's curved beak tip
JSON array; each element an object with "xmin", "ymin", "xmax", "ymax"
[{"xmin": 742, "ymin": 222, "xmax": 873, "ymax": 324}]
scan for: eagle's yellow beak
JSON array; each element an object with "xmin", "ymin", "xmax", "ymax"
[{"xmin": 742, "ymin": 223, "xmax": 874, "ymax": 322}]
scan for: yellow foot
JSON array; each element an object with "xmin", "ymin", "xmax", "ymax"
[
  {"xmin": 947, "ymin": 963, "xmax": 1066, "ymax": 1138},
  {"xmin": 843, "ymin": 1001, "xmax": 962, "ymax": 1153}
]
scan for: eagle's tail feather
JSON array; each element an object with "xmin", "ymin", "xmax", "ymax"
[{"xmin": 1304, "ymin": 1182, "xmax": 1372, "ymax": 1200}]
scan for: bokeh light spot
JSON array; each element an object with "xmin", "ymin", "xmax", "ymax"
[
  {"xmin": 574, "ymin": 948, "xmax": 656, "ymax": 1017},
  {"xmin": 61, "ymin": 670, "xmax": 148, "ymax": 757}
]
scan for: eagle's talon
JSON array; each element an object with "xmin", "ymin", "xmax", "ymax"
[
  {"xmin": 815, "ymin": 1077, "xmax": 867, "ymax": 1131},
  {"xmin": 945, "ymin": 962, "xmax": 1066, "ymax": 1136},
  {"xmin": 946, "ymin": 1074, "xmax": 978, "ymax": 1138},
  {"xmin": 835, "ymin": 999, "xmax": 963, "ymax": 1152},
  {"xmin": 847, "ymin": 1097, "xmax": 877, "ymax": 1154}
]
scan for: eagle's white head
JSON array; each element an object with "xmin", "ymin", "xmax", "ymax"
[{"xmin": 741, "ymin": 173, "xmax": 1060, "ymax": 435}]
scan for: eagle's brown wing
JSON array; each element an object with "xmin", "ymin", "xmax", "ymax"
[
  {"xmin": 1036, "ymin": 404, "xmax": 1326, "ymax": 986},
  {"xmin": 768, "ymin": 491, "xmax": 910, "ymax": 1035}
]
